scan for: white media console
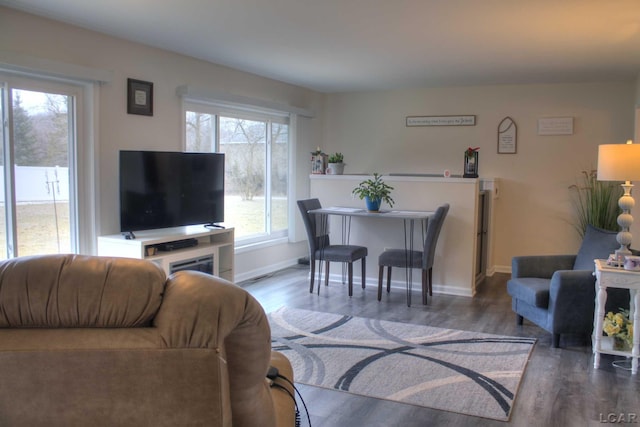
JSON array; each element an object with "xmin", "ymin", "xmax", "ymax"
[{"xmin": 97, "ymin": 225, "xmax": 234, "ymax": 281}]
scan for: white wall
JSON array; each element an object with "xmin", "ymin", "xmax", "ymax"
[
  {"xmin": 310, "ymin": 175, "xmax": 480, "ymax": 297},
  {"xmin": 3, "ymin": 7, "xmax": 637, "ymax": 279},
  {"xmin": 636, "ymin": 73, "xmax": 640, "ymax": 140},
  {"xmin": 321, "ymin": 83, "xmax": 636, "ymax": 271},
  {"xmin": 0, "ymin": 7, "xmax": 323, "ymax": 279}
]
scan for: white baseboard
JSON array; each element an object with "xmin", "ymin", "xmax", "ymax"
[
  {"xmin": 239, "ymin": 263, "xmax": 510, "ymax": 293},
  {"xmin": 235, "ymin": 258, "xmax": 300, "ymax": 283},
  {"xmin": 494, "ymin": 264, "xmax": 512, "ymax": 274},
  {"xmin": 318, "ymin": 273, "xmax": 474, "ymax": 298}
]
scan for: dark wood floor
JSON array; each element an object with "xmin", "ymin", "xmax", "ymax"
[{"xmin": 241, "ymin": 265, "xmax": 640, "ymax": 427}]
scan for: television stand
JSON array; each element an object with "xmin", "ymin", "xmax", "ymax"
[
  {"xmin": 156, "ymin": 238, "xmax": 198, "ymax": 251},
  {"xmin": 97, "ymin": 225, "xmax": 234, "ymax": 281}
]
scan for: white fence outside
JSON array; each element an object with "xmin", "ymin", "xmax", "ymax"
[{"xmin": 0, "ymin": 166, "xmax": 70, "ymax": 203}]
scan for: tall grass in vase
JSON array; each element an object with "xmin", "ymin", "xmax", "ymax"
[{"xmin": 569, "ymin": 169, "xmax": 621, "ymax": 237}]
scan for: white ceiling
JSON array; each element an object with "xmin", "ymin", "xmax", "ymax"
[{"xmin": 2, "ymin": 0, "xmax": 640, "ymax": 93}]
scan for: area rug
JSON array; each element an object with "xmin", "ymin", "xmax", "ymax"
[{"xmin": 268, "ymin": 307, "xmax": 536, "ymax": 421}]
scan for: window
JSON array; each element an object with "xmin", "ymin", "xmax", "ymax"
[
  {"xmin": 0, "ymin": 76, "xmax": 84, "ymax": 259},
  {"xmin": 185, "ymin": 102, "xmax": 290, "ymax": 245}
]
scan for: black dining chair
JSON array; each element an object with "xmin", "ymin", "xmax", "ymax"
[
  {"xmin": 377, "ymin": 203, "xmax": 449, "ymax": 305},
  {"xmin": 297, "ymin": 198, "xmax": 368, "ymax": 296}
]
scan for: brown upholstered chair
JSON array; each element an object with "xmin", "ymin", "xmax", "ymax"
[{"xmin": 0, "ymin": 254, "xmax": 294, "ymax": 427}]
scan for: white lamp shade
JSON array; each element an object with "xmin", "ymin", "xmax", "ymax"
[{"xmin": 597, "ymin": 142, "xmax": 640, "ymax": 181}]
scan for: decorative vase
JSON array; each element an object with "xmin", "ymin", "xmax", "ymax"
[
  {"xmin": 464, "ymin": 150, "xmax": 479, "ymax": 178},
  {"xmin": 613, "ymin": 337, "xmax": 630, "ymax": 351},
  {"xmin": 365, "ymin": 196, "xmax": 381, "ymax": 212}
]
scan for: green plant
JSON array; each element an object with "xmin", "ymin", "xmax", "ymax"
[
  {"xmin": 352, "ymin": 173, "xmax": 394, "ymax": 208},
  {"xmin": 327, "ymin": 152, "xmax": 344, "ymax": 163},
  {"xmin": 569, "ymin": 169, "xmax": 621, "ymax": 237}
]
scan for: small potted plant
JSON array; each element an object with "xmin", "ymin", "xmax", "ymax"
[
  {"xmin": 603, "ymin": 309, "xmax": 633, "ymax": 351},
  {"xmin": 326, "ymin": 152, "xmax": 345, "ymax": 175},
  {"xmin": 352, "ymin": 173, "xmax": 394, "ymax": 212}
]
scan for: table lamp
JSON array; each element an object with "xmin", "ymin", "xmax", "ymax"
[{"xmin": 597, "ymin": 140, "xmax": 640, "ymax": 262}]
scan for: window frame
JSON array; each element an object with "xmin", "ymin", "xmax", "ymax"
[
  {"xmin": 0, "ymin": 73, "xmax": 95, "ymax": 258},
  {"xmin": 183, "ymin": 100, "xmax": 293, "ymax": 248}
]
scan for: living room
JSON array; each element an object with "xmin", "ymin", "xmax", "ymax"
[
  {"xmin": 1, "ymin": 1, "xmax": 640, "ymax": 425},
  {"xmin": 2, "ymin": 4, "xmax": 639, "ymax": 280}
]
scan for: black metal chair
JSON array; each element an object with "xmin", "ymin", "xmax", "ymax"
[
  {"xmin": 297, "ymin": 198, "xmax": 368, "ymax": 296},
  {"xmin": 377, "ymin": 203, "xmax": 449, "ymax": 305}
]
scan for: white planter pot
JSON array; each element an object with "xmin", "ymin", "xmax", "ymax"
[{"xmin": 326, "ymin": 163, "xmax": 345, "ymax": 175}]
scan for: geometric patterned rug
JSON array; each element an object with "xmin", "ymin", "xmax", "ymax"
[{"xmin": 268, "ymin": 307, "xmax": 536, "ymax": 421}]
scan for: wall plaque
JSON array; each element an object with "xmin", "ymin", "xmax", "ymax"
[
  {"xmin": 537, "ymin": 117, "xmax": 573, "ymax": 135},
  {"xmin": 498, "ymin": 117, "xmax": 517, "ymax": 153},
  {"xmin": 406, "ymin": 115, "xmax": 476, "ymax": 127}
]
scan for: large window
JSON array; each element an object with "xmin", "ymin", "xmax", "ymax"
[
  {"xmin": 0, "ymin": 76, "xmax": 82, "ymax": 259},
  {"xmin": 185, "ymin": 103, "xmax": 290, "ymax": 244}
]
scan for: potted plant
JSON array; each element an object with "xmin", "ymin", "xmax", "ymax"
[
  {"xmin": 352, "ymin": 173, "xmax": 394, "ymax": 212},
  {"xmin": 326, "ymin": 152, "xmax": 345, "ymax": 175},
  {"xmin": 603, "ymin": 309, "xmax": 633, "ymax": 351},
  {"xmin": 569, "ymin": 169, "xmax": 621, "ymax": 237}
]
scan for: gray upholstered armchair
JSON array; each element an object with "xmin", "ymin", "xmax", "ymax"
[{"xmin": 507, "ymin": 225, "xmax": 627, "ymax": 348}]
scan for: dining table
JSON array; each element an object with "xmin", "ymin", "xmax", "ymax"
[{"xmin": 308, "ymin": 206, "xmax": 435, "ymax": 306}]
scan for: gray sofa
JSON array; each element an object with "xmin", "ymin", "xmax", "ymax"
[
  {"xmin": 0, "ymin": 254, "xmax": 294, "ymax": 427},
  {"xmin": 507, "ymin": 225, "xmax": 628, "ymax": 347}
]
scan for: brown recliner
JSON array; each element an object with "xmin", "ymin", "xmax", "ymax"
[{"xmin": 0, "ymin": 254, "xmax": 294, "ymax": 427}]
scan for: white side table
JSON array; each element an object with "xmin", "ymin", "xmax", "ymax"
[{"xmin": 593, "ymin": 259, "xmax": 640, "ymax": 374}]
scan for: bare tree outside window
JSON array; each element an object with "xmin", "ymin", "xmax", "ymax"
[
  {"xmin": 185, "ymin": 108, "xmax": 289, "ymax": 240},
  {"xmin": 185, "ymin": 111, "xmax": 215, "ymax": 152},
  {"xmin": 0, "ymin": 89, "xmax": 72, "ymax": 259},
  {"xmin": 221, "ymin": 117, "xmax": 265, "ymax": 201}
]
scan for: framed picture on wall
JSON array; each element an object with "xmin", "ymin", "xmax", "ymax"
[{"xmin": 127, "ymin": 78, "xmax": 153, "ymax": 116}]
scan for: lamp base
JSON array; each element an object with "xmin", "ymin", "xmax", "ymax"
[{"xmin": 614, "ymin": 181, "xmax": 635, "ymax": 266}]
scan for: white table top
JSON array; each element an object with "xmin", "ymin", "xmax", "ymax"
[
  {"xmin": 309, "ymin": 206, "xmax": 434, "ymax": 220},
  {"xmin": 595, "ymin": 258, "xmax": 640, "ymax": 275}
]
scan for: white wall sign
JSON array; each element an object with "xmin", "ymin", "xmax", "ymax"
[
  {"xmin": 406, "ymin": 115, "xmax": 476, "ymax": 127},
  {"xmin": 537, "ymin": 117, "xmax": 574, "ymax": 135},
  {"xmin": 497, "ymin": 117, "xmax": 517, "ymax": 153}
]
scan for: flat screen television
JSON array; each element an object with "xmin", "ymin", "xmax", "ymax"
[{"xmin": 119, "ymin": 150, "xmax": 225, "ymax": 232}]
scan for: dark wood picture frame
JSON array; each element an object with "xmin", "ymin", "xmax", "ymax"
[{"xmin": 127, "ymin": 78, "xmax": 153, "ymax": 116}]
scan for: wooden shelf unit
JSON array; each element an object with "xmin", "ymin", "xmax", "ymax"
[{"xmin": 97, "ymin": 225, "xmax": 234, "ymax": 281}]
